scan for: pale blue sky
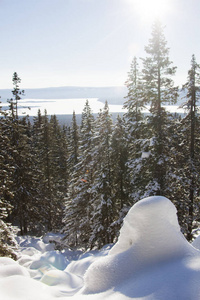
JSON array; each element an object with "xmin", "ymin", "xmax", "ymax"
[{"xmin": 0, "ymin": 0, "xmax": 199, "ymax": 89}]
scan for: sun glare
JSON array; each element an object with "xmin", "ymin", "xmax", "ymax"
[{"xmin": 126, "ymin": 0, "xmax": 172, "ymax": 23}]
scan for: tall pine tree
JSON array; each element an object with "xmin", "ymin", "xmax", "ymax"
[
  {"xmin": 89, "ymin": 102, "xmax": 114, "ymax": 248},
  {"xmin": 180, "ymin": 55, "xmax": 200, "ymax": 240},
  {"xmin": 123, "ymin": 56, "xmax": 149, "ymax": 202},
  {"xmin": 62, "ymin": 101, "xmax": 95, "ymax": 248},
  {"xmin": 0, "ymin": 103, "xmax": 17, "ymax": 258},
  {"xmin": 141, "ymin": 20, "xmax": 178, "ymax": 195}
]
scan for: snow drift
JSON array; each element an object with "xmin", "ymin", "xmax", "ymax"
[
  {"xmin": 1, "ymin": 196, "xmax": 200, "ymax": 300},
  {"xmin": 83, "ymin": 196, "xmax": 200, "ymax": 296}
]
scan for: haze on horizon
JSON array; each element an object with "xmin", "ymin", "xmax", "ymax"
[{"xmin": 0, "ymin": 0, "xmax": 199, "ymax": 89}]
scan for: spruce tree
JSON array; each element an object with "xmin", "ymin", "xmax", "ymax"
[
  {"xmin": 89, "ymin": 102, "xmax": 114, "ymax": 248},
  {"xmin": 164, "ymin": 115, "xmax": 189, "ymax": 233},
  {"xmin": 180, "ymin": 55, "xmax": 200, "ymax": 240},
  {"xmin": 123, "ymin": 56, "xmax": 149, "ymax": 201},
  {"xmin": 7, "ymin": 72, "xmax": 24, "ymax": 119},
  {"xmin": 124, "ymin": 56, "xmax": 145, "ymax": 126},
  {"xmin": 5, "ymin": 73, "xmax": 41, "ymax": 235},
  {"xmin": 36, "ymin": 111, "xmax": 66, "ymax": 232},
  {"xmin": 0, "ymin": 105, "xmax": 17, "ymax": 258},
  {"xmin": 61, "ymin": 112, "xmax": 80, "ymax": 247},
  {"xmin": 110, "ymin": 115, "xmax": 129, "ymax": 236},
  {"xmin": 68, "ymin": 111, "xmax": 79, "ymax": 170},
  {"xmin": 49, "ymin": 114, "xmax": 69, "ymax": 197},
  {"xmin": 62, "ymin": 101, "xmax": 95, "ymax": 248},
  {"xmin": 31, "ymin": 109, "xmax": 50, "ymax": 233},
  {"xmin": 141, "ymin": 20, "xmax": 178, "ymax": 195}
]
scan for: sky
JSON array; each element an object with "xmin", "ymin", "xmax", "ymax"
[{"xmin": 0, "ymin": 0, "xmax": 199, "ymax": 89}]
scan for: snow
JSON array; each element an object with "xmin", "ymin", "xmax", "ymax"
[
  {"xmin": 141, "ymin": 151, "xmax": 150, "ymax": 158},
  {"xmin": 192, "ymin": 235, "xmax": 200, "ymax": 250},
  {"xmin": 6, "ymin": 97, "xmax": 186, "ymax": 116},
  {"xmin": 83, "ymin": 196, "xmax": 197, "ymax": 294},
  {"xmin": 1, "ymin": 196, "xmax": 200, "ymax": 299},
  {"xmin": 15, "ymin": 98, "xmax": 126, "ymax": 116}
]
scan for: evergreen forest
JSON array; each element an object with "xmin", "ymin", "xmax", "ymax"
[{"xmin": 1, "ymin": 21, "xmax": 200, "ymax": 258}]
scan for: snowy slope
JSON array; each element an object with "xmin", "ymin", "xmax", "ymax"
[{"xmin": 1, "ymin": 196, "xmax": 200, "ymax": 300}]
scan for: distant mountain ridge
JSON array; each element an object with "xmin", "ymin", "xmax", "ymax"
[{"xmin": 0, "ymin": 86, "xmax": 128, "ymax": 105}]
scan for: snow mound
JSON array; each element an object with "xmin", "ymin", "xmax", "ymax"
[
  {"xmin": 110, "ymin": 195, "xmax": 190, "ymax": 258},
  {"xmin": 30, "ymin": 250, "xmax": 69, "ymax": 271},
  {"xmin": 83, "ymin": 196, "xmax": 198, "ymax": 293},
  {"xmin": 40, "ymin": 269, "xmax": 83, "ymax": 289},
  {"xmin": 0, "ymin": 257, "xmax": 30, "ymax": 278},
  {"xmin": 66, "ymin": 255, "xmax": 100, "ymax": 278},
  {"xmin": 0, "ymin": 257, "xmax": 17, "ymax": 266},
  {"xmin": 16, "ymin": 235, "xmax": 55, "ymax": 253},
  {"xmin": 0, "ymin": 275, "xmax": 52, "ymax": 300}
]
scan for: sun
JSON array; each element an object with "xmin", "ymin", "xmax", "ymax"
[{"xmin": 126, "ymin": 0, "xmax": 172, "ymax": 23}]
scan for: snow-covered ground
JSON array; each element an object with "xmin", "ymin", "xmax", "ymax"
[{"xmin": 1, "ymin": 196, "xmax": 200, "ymax": 300}]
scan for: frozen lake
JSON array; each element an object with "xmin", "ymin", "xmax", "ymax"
[
  {"xmin": 2, "ymin": 98, "xmax": 125, "ymax": 116},
  {"xmin": 1, "ymin": 98, "xmax": 187, "ymax": 117}
]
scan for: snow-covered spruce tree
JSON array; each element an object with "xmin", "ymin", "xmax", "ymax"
[
  {"xmin": 5, "ymin": 73, "xmax": 46, "ymax": 235},
  {"xmin": 40, "ymin": 110, "xmax": 56, "ymax": 231},
  {"xmin": 49, "ymin": 115, "xmax": 69, "ymax": 197},
  {"xmin": 18, "ymin": 116, "xmax": 50, "ymax": 234},
  {"xmin": 67, "ymin": 111, "xmax": 79, "ymax": 171},
  {"xmin": 141, "ymin": 20, "xmax": 178, "ymax": 196},
  {"xmin": 5, "ymin": 72, "xmax": 26, "ymax": 234},
  {"xmin": 0, "ymin": 106, "xmax": 17, "ymax": 258},
  {"xmin": 89, "ymin": 102, "xmax": 114, "ymax": 248},
  {"xmin": 110, "ymin": 115, "xmax": 130, "ymax": 237},
  {"xmin": 35, "ymin": 111, "xmax": 66, "ymax": 232},
  {"xmin": 163, "ymin": 114, "xmax": 191, "ymax": 236},
  {"xmin": 43, "ymin": 114, "xmax": 67, "ymax": 230},
  {"xmin": 178, "ymin": 55, "xmax": 200, "ymax": 240},
  {"xmin": 62, "ymin": 100, "xmax": 95, "ymax": 248},
  {"xmin": 30, "ymin": 109, "xmax": 53, "ymax": 234},
  {"xmin": 124, "ymin": 57, "xmax": 146, "ymax": 125},
  {"xmin": 123, "ymin": 56, "xmax": 150, "ymax": 201},
  {"xmin": 61, "ymin": 112, "xmax": 80, "ymax": 247}
]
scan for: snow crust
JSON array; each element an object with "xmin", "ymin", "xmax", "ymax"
[{"xmin": 1, "ymin": 196, "xmax": 200, "ymax": 300}]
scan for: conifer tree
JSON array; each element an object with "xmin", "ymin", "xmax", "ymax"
[
  {"xmin": 179, "ymin": 55, "xmax": 200, "ymax": 240},
  {"xmin": 5, "ymin": 73, "xmax": 42, "ymax": 235},
  {"xmin": 31, "ymin": 109, "xmax": 50, "ymax": 232},
  {"xmin": 124, "ymin": 56, "xmax": 145, "ymax": 127},
  {"xmin": 0, "ymin": 106, "xmax": 17, "ymax": 258},
  {"xmin": 123, "ymin": 56, "xmax": 149, "ymax": 201},
  {"xmin": 62, "ymin": 101, "xmax": 95, "ymax": 248},
  {"xmin": 61, "ymin": 112, "xmax": 80, "ymax": 247},
  {"xmin": 49, "ymin": 115, "xmax": 69, "ymax": 197},
  {"xmin": 73, "ymin": 100, "xmax": 95, "ymax": 246},
  {"xmin": 68, "ymin": 111, "xmax": 79, "ymax": 170},
  {"xmin": 89, "ymin": 102, "xmax": 114, "ymax": 248},
  {"xmin": 110, "ymin": 115, "xmax": 129, "ymax": 235},
  {"xmin": 141, "ymin": 20, "xmax": 178, "ymax": 195},
  {"xmin": 36, "ymin": 111, "xmax": 66, "ymax": 231},
  {"xmin": 7, "ymin": 72, "xmax": 25, "ymax": 119},
  {"xmin": 164, "ymin": 115, "xmax": 189, "ymax": 233}
]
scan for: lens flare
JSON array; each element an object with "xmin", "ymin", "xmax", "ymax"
[{"xmin": 126, "ymin": 0, "xmax": 172, "ymax": 23}]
